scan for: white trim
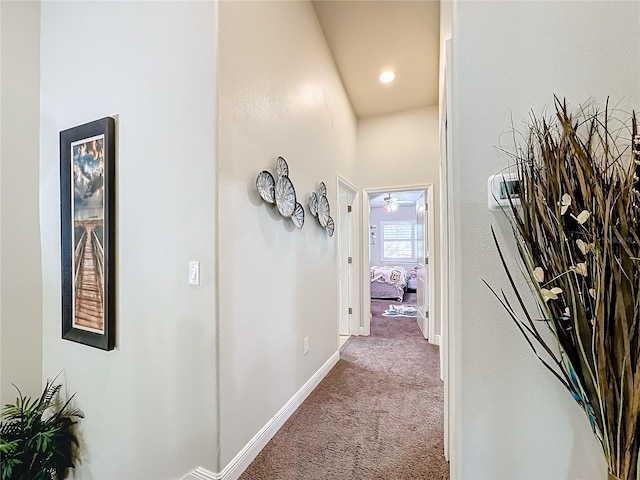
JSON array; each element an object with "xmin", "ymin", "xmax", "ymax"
[
  {"xmin": 181, "ymin": 467, "xmax": 219, "ymax": 480},
  {"xmin": 361, "ymin": 189, "xmax": 372, "ymax": 336},
  {"xmin": 336, "ymin": 175, "xmax": 360, "ymax": 339},
  {"xmin": 426, "ymin": 185, "xmax": 437, "ymax": 345},
  {"xmin": 440, "ymin": 37, "xmax": 455, "ymax": 469},
  {"xmin": 362, "ymin": 184, "xmax": 433, "ymax": 338},
  {"xmin": 192, "ymin": 352, "xmax": 340, "ymax": 480},
  {"xmin": 435, "ymin": 334, "xmax": 441, "ymax": 347},
  {"xmin": 336, "ymin": 174, "xmax": 358, "ymax": 196}
]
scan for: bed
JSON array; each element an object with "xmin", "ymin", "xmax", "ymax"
[{"xmin": 370, "ymin": 265, "xmax": 409, "ymax": 301}]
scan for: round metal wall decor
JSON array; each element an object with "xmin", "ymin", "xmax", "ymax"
[
  {"xmin": 325, "ymin": 216, "xmax": 335, "ymax": 237},
  {"xmin": 275, "ymin": 176, "xmax": 296, "ymax": 218},
  {"xmin": 276, "ymin": 156, "xmax": 289, "ymax": 178},
  {"xmin": 309, "ymin": 181, "xmax": 334, "ymax": 237},
  {"xmin": 291, "ymin": 203, "xmax": 305, "ymax": 229},
  {"xmin": 317, "ymin": 195, "xmax": 330, "ymax": 227},
  {"xmin": 309, "ymin": 191, "xmax": 318, "ymax": 217},
  {"xmin": 256, "ymin": 171, "xmax": 275, "ymax": 204},
  {"xmin": 255, "ymin": 156, "xmax": 304, "ymax": 229}
]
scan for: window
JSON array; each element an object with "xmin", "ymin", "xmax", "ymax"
[{"xmin": 381, "ymin": 221, "xmax": 417, "ymax": 262}]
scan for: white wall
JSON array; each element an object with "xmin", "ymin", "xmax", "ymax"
[
  {"xmin": 449, "ymin": 1, "xmax": 640, "ymax": 478},
  {"xmin": 358, "ymin": 106, "xmax": 439, "ymax": 189},
  {"xmin": 217, "ymin": 0, "xmax": 357, "ymax": 469},
  {"xmin": 358, "ymin": 106, "xmax": 440, "ymax": 336},
  {"xmin": 369, "ymin": 204, "xmax": 418, "ymax": 268},
  {"xmin": 0, "ymin": 1, "xmax": 43, "ymax": 405},
  {"xmin": 40, "ymin": 3, "xmax": 218, "ymax": 478}
]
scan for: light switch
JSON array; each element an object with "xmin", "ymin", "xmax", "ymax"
[{"xmin": 188, "ymin": 261, "xmax": 200, "ymax": 285}]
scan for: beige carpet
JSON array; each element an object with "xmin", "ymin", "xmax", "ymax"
[{"xmin": 240, "ymin": 297, "xmax": 448, "ymax": 479}]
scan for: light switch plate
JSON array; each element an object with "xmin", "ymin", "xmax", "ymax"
[{"xmin": 188, "ymin": 261, "xmax": 200, "ymax": 285}]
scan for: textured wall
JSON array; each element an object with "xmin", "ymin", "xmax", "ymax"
[
  {"xmin": 0, "ymin": 1, "xmax": 42, "ymax": 405},
  {"xmin": 449, "ymin": 1, "xmax": 640, "ymax": 478},
  {"xmin": 217, "ymin": 0, "xmax": 357, "ymax": 469},
  {"xmin": 40, "ymin": 3, "xmax": 218, "ymax": 478},
  {"xmin": 357, "ymin": 107, "xmax": 440, "ymax": 190},
  {"xmin": 357, "ymin": 106, "xmax": 441, "ymax": 338}
]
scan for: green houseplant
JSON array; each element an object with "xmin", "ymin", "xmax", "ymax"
[
  {"xmin": 0, "ymin": 376, "xmax": 84, "ymax": 480},
  {"xmin": 488, "ymin": 97, "xmax": 639, "ymax": 480}
]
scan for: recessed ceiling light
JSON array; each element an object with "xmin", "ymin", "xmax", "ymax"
[{"xmin": 379, "ymin": 70, "xmax": 395, "ymax": 84}]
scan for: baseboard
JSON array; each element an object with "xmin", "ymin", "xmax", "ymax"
[
  {"xmin": 183, "ymin": 351, "xmax": 340, "ymax": 480},
  {"xmin": 182, "ymin": 467, "xmax": 219, "ymax": 480},
  {"xmin": 434, "ymin": 334, "xmax": 441, "ymax": 346}
]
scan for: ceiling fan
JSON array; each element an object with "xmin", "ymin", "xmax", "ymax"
[{"xmin": 382, "ymin": 193, "xmax": 398, "ymax": 212}]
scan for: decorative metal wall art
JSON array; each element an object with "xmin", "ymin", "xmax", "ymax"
[
  {"xmin": 256, "ymin": 156, "xmax": 304, "ymax": 229},
  {"xmin": 309, "ymin": 182, "xmax": 334, "ymax": 237}
]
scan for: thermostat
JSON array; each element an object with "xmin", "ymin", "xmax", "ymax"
[{"xmin": 488, "ymin": 173, "xmax": 521, "ymax": 211}]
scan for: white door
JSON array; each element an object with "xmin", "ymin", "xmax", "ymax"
[
  {"xmin": 415, "ymin": 193, "xmax": 428, "ymax": 339},
  {"xmin": 338, "ymin": 183, "xmax": 355, "ymax": 336}
]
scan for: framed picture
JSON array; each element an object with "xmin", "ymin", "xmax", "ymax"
[{"xmin": 60, "ymin": 117, "xmax": 115, "ymax": 350}]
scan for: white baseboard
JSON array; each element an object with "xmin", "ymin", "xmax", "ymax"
[
  {"xmin": 434, "ymin": 334, "xmax": 441, "ymax": 346},
  {"xmin": 182, "ymin": 467, "xmax": 219, "ymax": 480},
  {"xmin": 182, "ymin": 351, "xmax": 340, "ymax": 480}
]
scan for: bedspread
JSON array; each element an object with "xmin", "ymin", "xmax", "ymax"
[{"xmin": 370, "ymin": 265, "xmax": 408, "ymax": 289}]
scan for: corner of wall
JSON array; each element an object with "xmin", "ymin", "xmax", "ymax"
[{"xmin": 0, "ymin": 0, "xmax": 43, "ymax": 405}]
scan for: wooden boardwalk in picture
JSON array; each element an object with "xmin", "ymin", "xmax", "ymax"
[{"xmin": 75, "ymin": 224, "xmax": 104, "ymax": 331}]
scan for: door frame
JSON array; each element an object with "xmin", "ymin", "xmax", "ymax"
[
  {"xmin": 362, "ymin": 183, "xmax": 434, "ymax": 338},
  {"xmin": 425, "ymin": 186, "xmax": 437, "ymax": 343},
  {"xmin": 440, "ymin": 38, "xmax": 455, "ymax": 465},
  {"xmin": 336, "ymin": 175, "xmax": 360, "ymax": 341}
]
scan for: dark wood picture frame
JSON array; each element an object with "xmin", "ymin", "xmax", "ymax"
[{"xmin": 60, "ymin": 117, "xmax": 115, "ymax": 350}]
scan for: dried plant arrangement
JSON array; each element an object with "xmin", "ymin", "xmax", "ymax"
[{"xmin": 487, "ymin": 97, "xmax": 640, "ymax": 480}]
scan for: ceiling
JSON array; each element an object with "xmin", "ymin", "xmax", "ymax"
[
  {"xmin": 369, "ymin": 190, "xmax": 424, "ymax": 208},
  {"xmin": 312, "ymin": 0, "xmax": 440, "ymax": 118}
]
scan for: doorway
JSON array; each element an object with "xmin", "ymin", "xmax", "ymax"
[
  {"xmin": 363, "ymin": 185, "xmax": 435, "ymax": 341},
  {"xmin": 337, "ymin": 176, "xmax": 358, "ymax": 348}
]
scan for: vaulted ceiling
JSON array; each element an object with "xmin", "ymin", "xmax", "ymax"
[{"xmin": 312, "ymin": 1, "xmax": 440, "ymax": 119}]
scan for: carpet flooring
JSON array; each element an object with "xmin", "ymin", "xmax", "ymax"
[{"xmin": 240, "ymin": 295, "xmax": 448, "ymax": 479}]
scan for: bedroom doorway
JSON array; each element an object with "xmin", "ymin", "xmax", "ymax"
[
  {"xmin": 337, "ymin": 176, "xmax": 359, "ymax": 348},
  {"xmin": 364, "ymin": 185, "xmax": 435, "ymax": 341}
]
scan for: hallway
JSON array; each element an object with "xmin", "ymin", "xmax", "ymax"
[{"xmin": 240, "ymin": 295, "xmax": 447, "ymax": 479}]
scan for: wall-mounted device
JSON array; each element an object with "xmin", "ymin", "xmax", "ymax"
[{"xmin": 488, "ymin": 172, "xmax": 521, "ymax": 211}]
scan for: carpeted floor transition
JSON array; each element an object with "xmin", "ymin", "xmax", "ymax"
[{"xmin": 240, "ymin": 295, "xmax": 448, "ymax": 479}]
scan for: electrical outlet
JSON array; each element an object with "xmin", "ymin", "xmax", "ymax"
[{"xmin": 303, "ymin": 336, "xmax": 310, "ymax": 355}]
